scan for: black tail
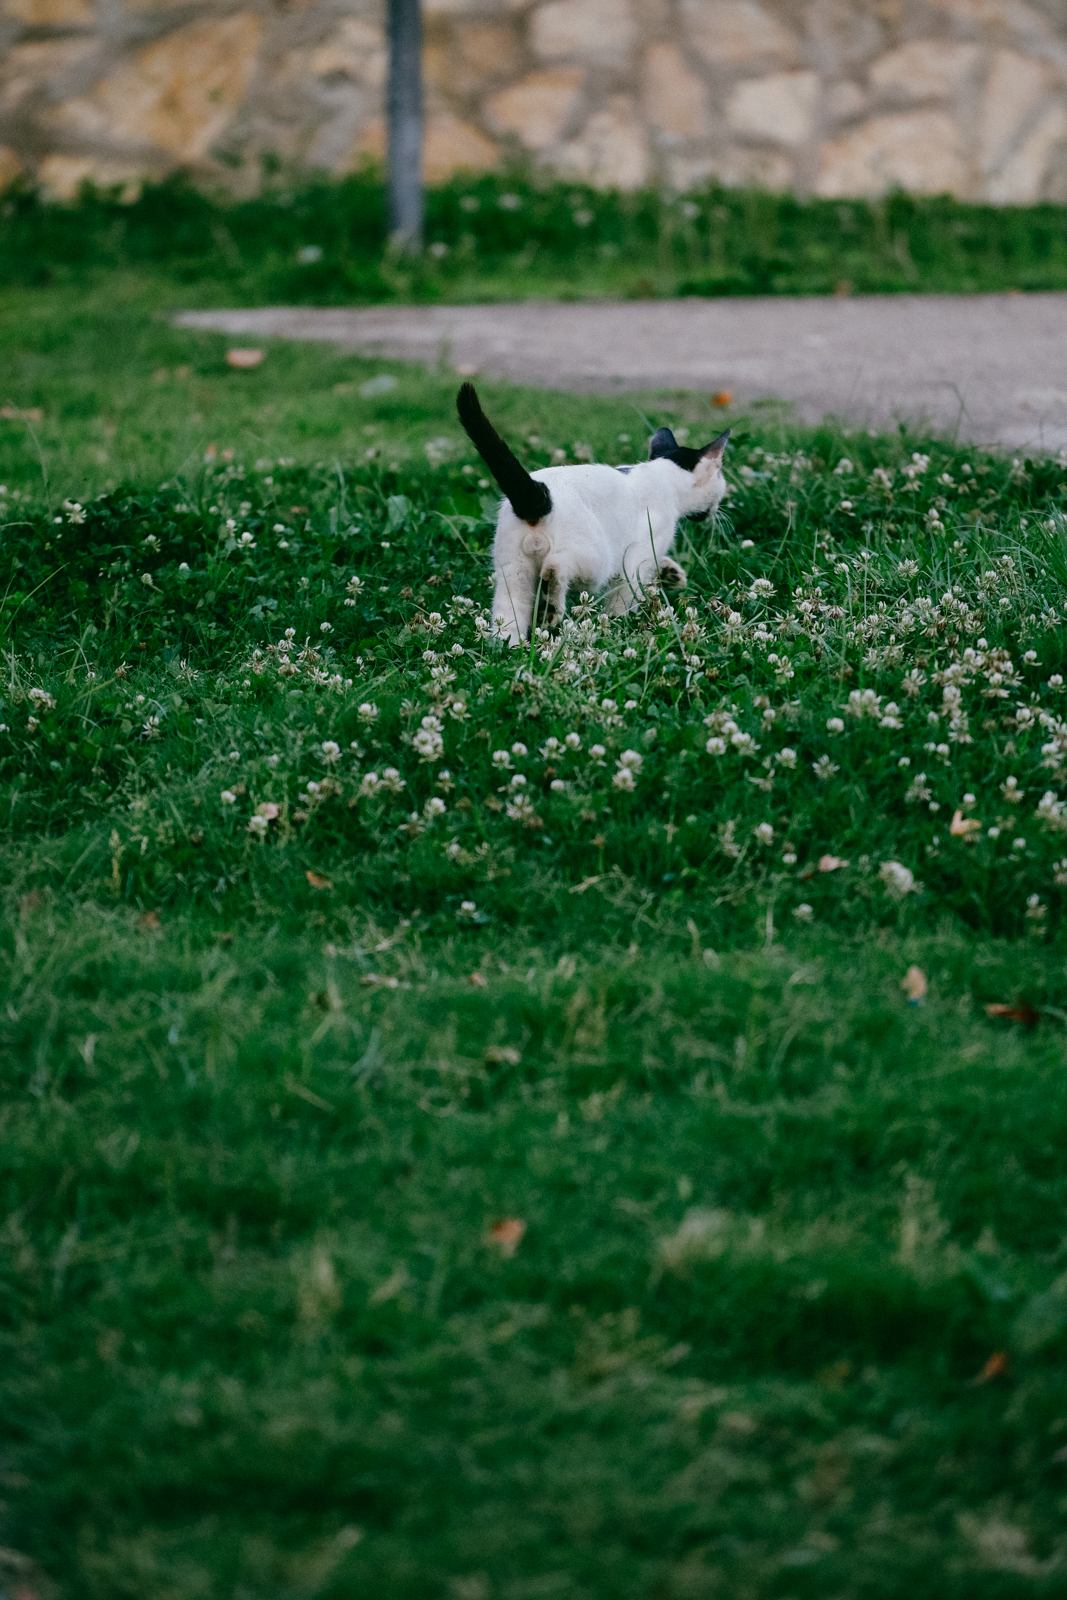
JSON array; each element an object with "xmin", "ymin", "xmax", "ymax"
[{"xmin": 456, "ymin": 382, "xmax": 552, "ymax": 526}]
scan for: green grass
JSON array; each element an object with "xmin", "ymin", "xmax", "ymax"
[
  {"xmin": 6, "ymin": 168, "xmax": 1067, "ymax": 303},
  {"xmin": 6, "ymin": 286, "xmax": 1067, "ymax": 1598}
]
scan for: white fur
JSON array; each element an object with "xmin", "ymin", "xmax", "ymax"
[{"xmin": 490, "ymin": 449, "xmax": 727, "ymax": 647}]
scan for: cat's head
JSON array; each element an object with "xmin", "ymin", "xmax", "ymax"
[{"xmin": 649, "ymin": 427, "xmax": 730, "ymax": 517}]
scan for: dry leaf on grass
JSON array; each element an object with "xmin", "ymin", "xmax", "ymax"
[
  {"xmin": 137, "ymin": 910, "xmax": 162, "ymax": 932},
  {"xmin": 818, "ymin": 854, "xmax": 849, "ymax": 872},
  {"xmin": 226, "ymin": 348, "xmax": 265, "ymax": 369},
  {"xmin": 902, "ymin": 965, "xmax": 927, "ymax": 1003},
  {"xmin": 950, "ymin": 809, "xmax": 981, "ymax": 837},
  {"xmin": 468, "ymin": 971, "xmax": 488, "ymax": 988},
  {"xmin": 486, "ymin": 1218, "xmax": 526, "ymax": 1256},
  {"xmin": 985, "ymin": 1002, "xmax": 1039, "ymax": 1027},
  {"xmin": 710, "ymin": 390, "xmax": 732, "ymax": 407},
  {"xmin": 306, "ymin": 871, "xmax": 332, "ymax": 890},
  {"xmin": 971, "ymin": 1350, "xmax": 1009, "ymax": 1384}
]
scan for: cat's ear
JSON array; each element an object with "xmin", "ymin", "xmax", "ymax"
[
  {"xmin": 692, "ymin": 429, "xmax": 730, "ymax": 483},
  {"xmin": 648, "ymin": 426, "xmax": 678, "ymax": 459}
]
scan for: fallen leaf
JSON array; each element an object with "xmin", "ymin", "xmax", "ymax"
[
  {"xmin": 256, "ymin": 801, "xmax": 280, "ymax": 820},
  {"xmin": 468, "ymin": 971, "xmax": 488, "ymax": 988},
  {"xmin": 818, "ymin": 854, "xmax": 849, "ymax": 872},
  {"xmin": 290, "ymin": 505, "xmax": 309, "ymax": 513},
  {"xmin": 950, "ymin": 809, "xmax": 981, "ymax": 836},
  {"xmin": 902, "ymin": 965, "xmax": 927, "ymax": 1003},
  {"xmin": 0, "ymin": 404, "xmax": 43, "ymax": 421},
  {"xmin": 487, "ymin": 1218, "xmax": 526, "ymax": 1256},
  {"xmin": 226, "ymin": 348, "xmax": 265, "ymax": 369},
  {"xmin": 986, "ymin": 1002, "xmax": 1040, "ymax": 1027},
  {"xmin": 972, "ymin": 1350, "xmax": 1009, "ymax": 1384},
  {"xmin": 306, "ymin": 871, "xmax": 332, "ymax": 890},
  {"xmin": 137, "ymin": 910, "xmax": 162, "ymax": 932},
  {"xmin": 710, "ymin": 390, "xmax": 732, "ymax": 408}
]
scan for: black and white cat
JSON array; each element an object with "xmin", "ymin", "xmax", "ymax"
[{"xmin": 456, "ymin": 383, "xmax": 729, "ymax": 647}]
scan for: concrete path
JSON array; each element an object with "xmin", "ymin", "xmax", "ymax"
[{"xmin": 175, "ymin": 294, "xmax": 1067, "ymax": 452}]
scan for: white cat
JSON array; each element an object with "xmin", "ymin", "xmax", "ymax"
[{"xmin": 456, "ymin": 383, "xmax": 729, "ymax": 647}]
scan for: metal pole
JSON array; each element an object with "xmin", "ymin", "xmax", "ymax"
[{"xmin": 387, "ymin": 0, "xmax": 423, "ymax": 253}]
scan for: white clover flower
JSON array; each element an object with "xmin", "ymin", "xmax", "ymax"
[
  {"xmin": 879, "ymin": 860, "xmax": 919, "ymax": 898},
  {"xmin": 266, "ymin": 753, "xmax": 280, "ymax": 767},
  {"xmin": 782, "ymin": 851, "xmax": 797, "ymax": 865},
  {"xmin": 450, "ymin": 643, "xmax": 464, "ymax": 656},
  {"xmin": 793, "ymin": 903, "xmax": 814, "ymax": 923},
  {"xmin": 589, "ymin": 744, "xmax": 607, "ymax": 761},
  {"xmin": 827, "ymin": 716, "xmax": 845, "ymax": 734},
  {"xmin": 424, "ymin": 796, "xmax": 447, "ymax": 818},
  {"xmin": 565, "ymin": 732, "xmax": 581, "ymax": 750},
  {"xmin": 306, "ymin": 781, "xmax": 322, "ymax": 797},
  {"xmin": 812, "ymin": 755, "xmax": 839, "ymax": 781},
  {"xmin": 748, "ymin": 578, "xmax": 775, "ymax": 600},
  {"xmin": 776, "ymin": 747, "xmax": 797, "ymax": 769},
  {"xmin": 27, "ymin": 687, "xmax": 56, "ymax": 711},
  {"xmin": 321, "ymin": 741, "xmax": 341, "ymax": 763},
  {"xmin": 541, "ymin": 737, "xmax": 562, "ymax": 757},
  {"xmin": 624, "ymin": 698, "xmax": 638, "ymax": 711},
  {"xmin": 706, "ymin": 736, "xmax": 727, "ymax": 756},
  {"xmin": 509, "ymin": 774, "xmax": 527, "ymax": 788},
  {"xmin": 1013, "ymin": 836, "xmax": 1026, "ymax": 851},
  {"xmin": 319, "ymin": 621, "xmax": 333, "ymax": 634},
  {"xmin": 238, "ymin": 532, "xmax": 256, "ymax": 548},
  {"xmin": 731, "ymin": 731, "xmax": 759, "ymax": 757},
  {"xmin": 617, "ymin": 749, "xmax": 642, "ymax": 771},
  {"xmin": 359, "ymin": 771, "xmax": 382, "ymax": 795},
  {"xmin": 221, "ymin": 790, "xmax": 237, "ymax": 805},
  {"xmin": 63, "ymin": 499, "xmax": 86, "ymax": 524},
  {"xmin": 623, "ymin": 646, "xmax": 638, "ymax": 659},
  {"xmin": 26, "ymin": 716, "xmax": 39, "ymax": 732},
  {"xmin": 879, "ymin": 702, "xmax": 903, "ymax": 729},
  {"xmin": 754, "ymin": 822, "xmax": 774, "ymax": 845},
  {"xmin": 1002, "ymin": 776, "xmax": 1024, "ymax": 803},
  {"xmin": 414, "ymin": 724, "xmax": 444, "ymax": 762},
  {"xmin": 833, "ymin": 458, "xmax": 853, "ymax": 475},
  {"xmin": 492, "ymin": 749, "xmax": 512, "ymax": 769},
  {"xmin": 612, "ymin": 767, "xmax": 636, "ymax": 790},
  {"xmin": 511, "ymin": 742, "xmax": 528, "ymax": 757},
  {"xmin": 550, "ymin": 778, "xmax": 566, "ymax": 791},
  {"xmin": 357, "ymin": 702, "xmax": 379, "ymax": 724},
  {"xmin": 248, "ymin": 814, "xmax": 269, "ymax": 836}
]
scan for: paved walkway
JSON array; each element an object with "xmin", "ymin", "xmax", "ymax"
[{"xmin": 175, "ymin": 294, "xmax": 1067, "ymax": 451}]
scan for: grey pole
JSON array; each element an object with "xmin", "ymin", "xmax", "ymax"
[{"xmin": 387, "ymin": 0, "xmax": 423, "ymax": 253}]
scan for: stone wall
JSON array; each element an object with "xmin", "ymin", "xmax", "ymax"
[{"xmin": 3, "ymin": 0, "xmax": 1067, "ymax": 203}]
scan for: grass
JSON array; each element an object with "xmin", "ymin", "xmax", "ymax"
[
  {"xmin": 6, "ymin": 168, "xmax": 1067, "ymax": 304},
  {"xmin": 6, "ymin": 286, "xmax": 1067, "ymax": 1597}
]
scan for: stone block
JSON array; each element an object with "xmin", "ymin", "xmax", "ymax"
[
  {"xmin": 485, "ymin": 66, "xmax": 586, "ymax": 150},
  {"xmin": 825, "ymin": 80, "xmax": 866, "ymax": 121},
  {"xmin": 1, "ymin": 40, "xmax": 96, "ymax": 112},
  {"xmin": 815, "ymin": 110, "xmax": 967, "ymax": 196},
  {"xmin": 869, "ymin": 40, "xmax": 980, "ymax": 101},
  {"xmin": 987, "ymin": 101, "xmax": 1067, "ymax": 202},
  {"xmin": 979, "ymin": 48, "xmax": 1051, "ymax": 175},
  {"xmin": 454, "ymin": 25, "xmax": 522, "ymax": 84},
  {"xmin": 424, "ymin": 113, "xmax": 499, "ymax": 179},
  {"xmin": 0, "ymin": 0, "xmax": 93, "ymax": 24},
  {"xmin": 930, "ymin": 0, "xmax": 1054, "ymax": 45},
  {"xmin": 682, "ymin": 0, "xmax": 797, "ymax": 68},
  {"xmin": 727, "ymin": 70, "xmax": 818, "ymax": 145},
  {"xmin": 804, "ymin": 0, "xmax": 884, "ymax": 73},
  {"xmin": 38, "ymin": 154, "xmax": 145, "ymax": 197},
  {"xmin": 531, "ymin": 0, "xmax": 637, "ymax": 67},
  {"xmin": 309, "ymin": 19, "xmax": 386, "ymax": 87},
  {"xmin": 51, "ymin": 14, "xmax": 261, "ymax": 162},
  {"xmin": 556, "ymin": 94, "xmax": 648, "ymax": 186},
  {"xmin": 0, "ymin": 146, "xmax": 23, "ymax": 188},
  {"xmin": 641, "ymin": 43, "xmax": 709, "ymax": 139}
]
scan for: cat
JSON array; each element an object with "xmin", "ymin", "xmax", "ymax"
[{"xmin": 456, "ymin": 382, "xmax": 729, "ymax": 647}]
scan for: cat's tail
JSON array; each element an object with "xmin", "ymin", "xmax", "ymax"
[{"xmin": 456, "ymin": 382, "xmax": 553, "ymax": 526}]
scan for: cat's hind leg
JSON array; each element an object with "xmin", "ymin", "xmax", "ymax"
[
  {"xmin": 492, "ymin": 554, "xmax": 539, "ymax": 647},
  {"xmin": 537, "ymin": 555, "xmax": 577, "ymax": 629}
]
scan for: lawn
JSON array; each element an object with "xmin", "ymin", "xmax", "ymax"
[{"xmin": 4, "ymin": 281, "xmax": 1067, "ymax": 1599}]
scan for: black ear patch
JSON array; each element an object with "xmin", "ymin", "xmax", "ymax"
[
  {"xmin": 648, "ymin": 427, "xmax": 678, "ymax": 460},
  {"xmin": 661, "ymin": 429, "xmax": 731, "ymax": 473}
]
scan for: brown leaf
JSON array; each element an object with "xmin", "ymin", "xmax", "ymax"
[
  {"xmin": 468, "ymin": 972, "xmax": 488, "ymax": 989},
  {"xmin": 902, "ymin": 965, "xmax": 927, "ymax": 1003},
  {"xmin": 137, "ymin": 910, "xmax": 161, "ymax": 932},
  {"xmin": 226, "ymin": 348, "xmax": 265, "ymax": 369},
  {"xmin": 306, "ymin": 871, "xmax": 332, "ymax": 890},
  {"xmin": 818, "ymin": 854, "xmax": 849, "ymax": 872},
  {"xmin": 487, "ymin": 1218, "xmax": 526, "ymax": 1256},
  {"xmin": 985, "ymin": 1002, "xmax": 1039, "ymax": 1027},
  {"xmin": 950, "ymin": 809, "xmax": 981, "ymax": 837},
  {"xmin": 710, "ymin": 390, "xmax": 732, "ymax": 408},
  {"xmin": 972, "ymin": 1350, "xmax": 1009, "ymax": 1384}
]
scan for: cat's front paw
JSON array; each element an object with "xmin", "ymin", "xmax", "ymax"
[{"xmin": 657, "ymin": 558, "xmax": 687, "ymax": 589}]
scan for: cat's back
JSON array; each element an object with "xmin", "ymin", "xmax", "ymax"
[{"xmin": 533, "ymin": 462, "xmax": 632, "ymax": 516}]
